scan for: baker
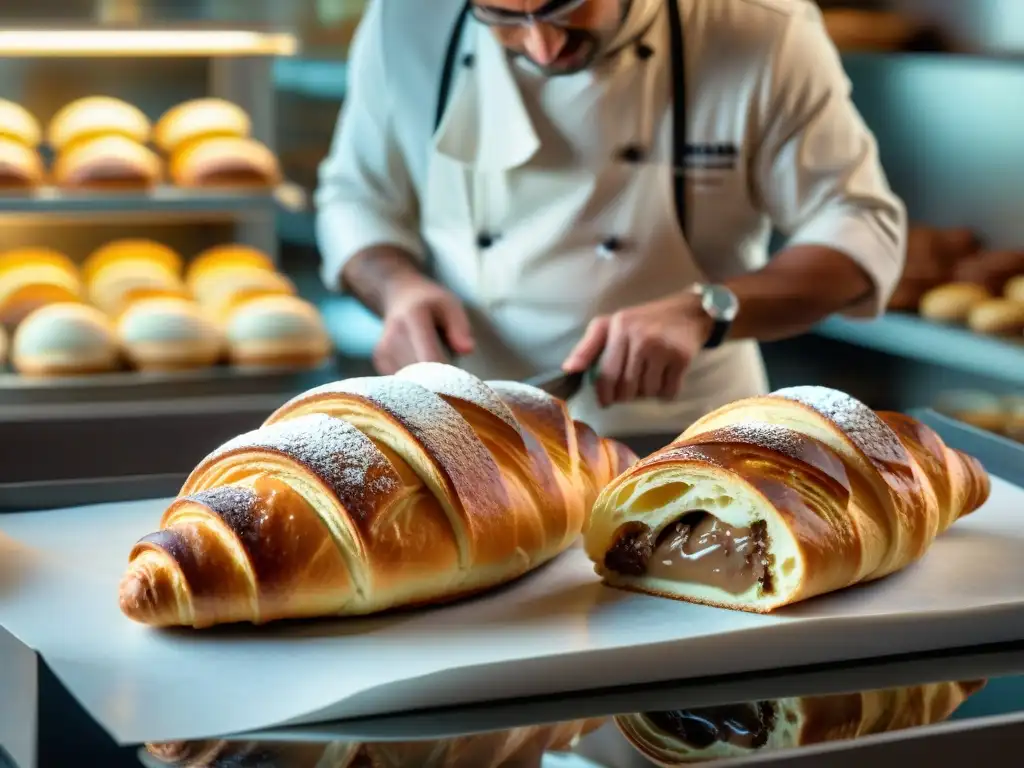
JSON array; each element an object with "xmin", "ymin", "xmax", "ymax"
[{"xmin": 316, "ymin": 0, "xmax": 906, "ymax": 439}]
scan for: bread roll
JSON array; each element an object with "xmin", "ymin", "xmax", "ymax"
[
  {"xmin": 953, "ymin": 251, "xmax": 1024, "ymax": 295},
  {"xmin": 1005, "ymin": 275, "xmax": 1024, "ymax": 303},
  {"xmin": 0, "ymin": 99, "xmax": 42, "ymax": 148},
  {"xmin": 154, "ymin": 98, "xmax": 251, "ymax": 154},
  {"xmin": 186, "ymin": 243, "xmax": 274, "ymax": 289},
  {"xmin": 47, "ymin": 96, "xmax": 150, "ymax": 152},
  {"xmin": 86, "ymin": 250, "xmax": 188, "ymax": 317},
  {"xmin": 933, "ymin": 390, "xmax": 1006, "ymax": 435},
  {"xmin": 0, "ymin": 137, "xmax": 45, "ymax": 190},
  {"xmin": 169, "ymin": 136, "xmax": 280, "ymax": 189},
  {"xmin": 13, "ymin": 303, "xmax": 119, "ymax": 376},
  {"xmin": 0, "ymin": 248, "xmax": 82, "ymax": 327},
  {"xmin": 935, "ymin": 227, "xmax": 982, "ymax": 260},
  {"xmin": 0, "ymin": 324, "xmax": 7, "ymax": 366},
  {"xmin": 117, "ymin": 297, "xmax": 224, "ymax": 371},
  {"xmin": 1005, "ymin": 397, "xmax": 1024, "ymax": 444},
  {"xmin": 226, "ymin": 294, "xmax": 331, "ymax": 369},
  {"xmin": 83, "ymin": 239, "xmax": 182, "ymax": 283},
  {"xmin": 52, "ymin": 135, "xmax": 161, "ymax": 190},
  {"xmin": 195, "ymin": 266, "xmax": 296, "ymax": 320},
  {"xmin": 918, "ymin": 282, "xmax": 991, "ymax": 323},
  {"xmin": 966, "ymin": 298, "xmax": 1024, "ymax": 336}
]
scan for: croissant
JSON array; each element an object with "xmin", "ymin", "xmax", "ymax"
[
  {"xmin": 146, "ymin": 718, "xmax": 605, "ymax": 768},
  {"xmin": 585, "ymin": 386, "xmax": 990, "ymax": 613},
  {"xmin": 615, "ymin": 680, "xmax": 984, "ymax": 764},
  {"xmin": 119, "ymin": 363, "xmax": 636, "ymax": 628}
]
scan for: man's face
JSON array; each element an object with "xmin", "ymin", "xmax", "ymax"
[{"xmin": 472, "ymin": 0, "xmax": 628, "ymax": 76}]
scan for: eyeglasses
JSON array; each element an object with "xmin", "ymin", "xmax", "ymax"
[{"xmin": 470, "ymin": 0, "xmax": 590, "ymax": 28}]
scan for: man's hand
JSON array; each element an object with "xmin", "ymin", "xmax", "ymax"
[
  {"xmin": 563, "ymin": 292, "xmax": 713, "ymax": 408},
  {"xmin": 373, "ymin": 274, "xmax": 475, "ymax": 374}
]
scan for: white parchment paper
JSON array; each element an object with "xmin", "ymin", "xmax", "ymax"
[{"xmin": 0, "ymin": 477, "xmax": 1022, "ymax": 745}]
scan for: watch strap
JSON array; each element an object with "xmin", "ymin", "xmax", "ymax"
[{"xmin": 703, "ymin": 318, "xmax": 732, "ymax": 349}]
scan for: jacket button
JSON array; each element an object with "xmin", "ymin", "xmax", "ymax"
[
  {"xmin": 476, "ymin": 232, "xmax": 496, "ymax": 249},
  {"xmin": 462, "ymin": 53, "xmax": 475, "ymax": 68},
  {"xmin": 636, "ymin": 43, "xmax": 655, "ymax": 60},
  {"xmin": 598, "ymin": 236, "xmax": 623, "ymax": 258},
  {"xmin": 618, "ymin": 144, "xmax": 645, "ymax": 163}
]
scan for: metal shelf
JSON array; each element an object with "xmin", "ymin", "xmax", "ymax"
[
  {"xmin": 0, "ymin": 183, "xmax": 306, "ymax": 220},
  {"xmin": 814, "ymin": 313, "xmax": 1024, "ymax": 385},
  {"xmin": 0, "ymin": 28, "xmax": 298, "ymax": 58}
]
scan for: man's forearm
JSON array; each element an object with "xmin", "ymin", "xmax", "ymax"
[
  {"xmin": 723, "ymin": 245, "xmax": 876, "ymax": 342},
  {"xmin": 341, "ymin": 246, "xmax": 427, "ymax": 316}
]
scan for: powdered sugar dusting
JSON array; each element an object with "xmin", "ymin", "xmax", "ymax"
[
  {"xmin": 207, "ymin": 413, "xmax": 401, "ymax": 523},
  {"xmin": 396, "ymin": 362, "xmax": 522, "ymax": 435},
  {"xmin": 771, "ymin": 386, "xmax": 909, "ymax": 467},
  {"xmin": 487, "ymin": 380, "xmax": 569, "ymax": 444},
  {"xmin": 182, "ymin": 486, "xmax": 263, "ymax": 550}
]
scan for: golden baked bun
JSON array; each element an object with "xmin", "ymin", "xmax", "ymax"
[
  {"xmin": 85, "ymin": 249, "xmax": 188, "ymax": 317},
  {"xmin": 0, "ymin": 99, "xmax": 42, "ymax": 148},
  {"xmin": 934, "ymin": 390, "xmax": 1007, "ymax": 435},
  {"xmin": 185, "ymin": 243, "xmax": 274, "ymax": 289},
  {"xmin": 52, "ymin": 135, "xmax": 161, "ymax": 190},
  {"xmin": 169, "ymin": 136, "xmax": 280, "ymax": 189},
  {"xmin": 0, "ymin": 248, "xmax": 82, "ymax": 327},
  {"xmin": 954, "ymin": 251, "xmax": 1024, "ymax": 295},
  {"xmin": 117, "ymin": 296, "xmax": 224, "ymax": 372},
  {"xmin": 918, "ymin": 282, "xmax": 991, "ymax": 323},
  {"xmin": 13, "ymin": 303, "xmax": 120, "ymax": 376},
  {"xmin": 83, "ymin": 239, "xmax": 182, "ymax": 283},
  {"xmin": 225, "ymin": 294, "xmax": 331, "ymax": 369},
  {"xmin": 154, "ymin": 98, "xmax": 251, "ymax": 155},
  {"xmin": 47, "ymin": 95, "xmax": 151, "ymax": 152},
  {"xmin": 1005, "ymin": 275, "xmax": 1024, "ymax": 303},
  {"xmin": 0, "ymin": 323, "xmax": 7, "ymax": 366},
  {"xmin": 966, "ymin": 298, "xmax": 1024, "ymax": 336},
  {"xmin": 1005, "ymin": 397, "xmax": 1024, "ymax": 444},
  {"xmin": 0, "ymin": 137, "xmax": 45, "ymax": 190},
  {"xmin": 195, "ymin": 266, "xmax": 296, "ymax": 320}
]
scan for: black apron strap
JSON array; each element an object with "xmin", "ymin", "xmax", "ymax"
[
  {"xmin": 667, "ymin": 0, "xmax": 688, "ymax": 239},
  {"xmin": 435, "ymin": 2, "xmax": 472, "ymax": 132}
]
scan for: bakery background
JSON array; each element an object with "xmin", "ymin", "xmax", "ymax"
[{"xmin": 0, "ymin": 0, "xmax": 1020, "ymax": 480}]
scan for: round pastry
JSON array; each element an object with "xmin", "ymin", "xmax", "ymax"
[
  {"xmin": 52, "ymin": 135, "xmax": 161, "ymax": 190},
  {"xmin": 0, "ymin": 323, "xmax": 7, "ymax": 366},
  {"xmin": 86, "ymin": 251, "xmax": 188, "ymax": 317},
  {"xmin": 933, "ymin": 390, "xmax": 1007, "ymax": 435},
  {"xmin": 185, "ymin": 243, "xmax": 274, "ymax": 290},
  {"xmin": 117, "ymin": 297, "xmax": 224, "ymax": 371},
  {"xmin": 12, "ymin": 303, "xmax": 120, "ymax": 376},
  {"xmin": 1005, "ymin": 397, "xmax": 1024, "ymax": 444},
  {"xmin": 918, "ymin": 282, "xmax": 991, "ymax": 323},
  {"xmin": 168, "ymin": 136, "xmax": 280, "ymax": 189},
  {"xmin": 0, "ymin": 99, "xmax": 42, "ymax": 148},
  {"xmin": 83, "ymin": 239, "xmax": 182, "ymax": 283},
  {"xmin": 47, "ymin": 95, "xmax": 151, "ymax": 152},
  {"xmin": 0, "ymin": 136, "xmax": 45, "ymax": 190},
  {"xmin": 1005, "ymin": 275, "xmax": 1024, "ymax": 303},
  {"xmin": 154, "ymin": 98, "xmax": 252, "ymax": 155},
  {"xmin": 953, "ymin": 250, "xmax": 1024, "ymax": 295},
  {"xmin": 225, "ymin": 294, "xmax": 331, "ymax": 369},
  {"xmin": 966, "ymin": 298, "xmax": 1024, "ymax": 337},
  {"xmin": 0, "ymin": 248, "xmax": 82, "ymax": 327},
  {"xmin": 195, "ymin": 267, "xmax": 296, "ymax": 320},
  {"xmin": 935, "ymin": 227, "xmax": 982, "ymax": 260}
]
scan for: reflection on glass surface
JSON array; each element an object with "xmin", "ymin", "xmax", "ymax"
[{"xmin": 143, "ymin": 680, "xmax": 988, "ymax": 767}]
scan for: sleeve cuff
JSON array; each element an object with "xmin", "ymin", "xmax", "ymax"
[
  {"xmin": 316, "ymin": 204, "xmax": 426, "ymax": 292},
  {"xmin": 785, "ymin": 206, "xmax": 906, "ymax": 319}
]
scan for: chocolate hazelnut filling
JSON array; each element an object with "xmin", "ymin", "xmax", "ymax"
[
  {"xmin": 645, "ymin": 702, "xmax": 776, "ymax": 750},
  {"xmin": 603, "ymin": 512, "xmax": 774, "ymax": 595}
]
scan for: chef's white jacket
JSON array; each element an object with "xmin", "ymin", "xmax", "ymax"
[{"xmin": 317, "ymin": 0, "xmax": 907, "ymax": 437}]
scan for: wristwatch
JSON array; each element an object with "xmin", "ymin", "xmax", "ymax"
[{"xmin": 691, "ymin": 282, "xmax": 739, "ymax": 349}]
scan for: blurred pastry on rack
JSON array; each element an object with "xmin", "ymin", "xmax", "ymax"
[
  {"xmin": 47, "ymin": 95, "xmax": 151, "ymax": 152},
  {"xmin": 153, "ymin": 98, "xmax": 252, "ymax": 155},
  {"xmin": 193, "ymin": 262, "xmax": 296, "ymax": 321},
  {"xmin": 918, "ymin": 282, "xmax": 991, "ymax": 323},
  {"xmin": 12, "ymin": 303, "xmax": 120, "ymax": 376},
  {"xmin": 966, "ymin": 298, "xmax": 1024, "ymax": 337},
  {"xmin": 185, "ymin": 243, "xmax": 275, "ymax": 294},
  {"xmin": 0, "ymin": 98, "xmax": 42, "ymax": 149},
  {"xmin": 0, "ymin": 323, "xmax": 7, "ymax": 366},
  {"xmin": 887, "ymin": 225, "xmax": 980, "ymax": 313},
  {"xmin": 933, "ymin": 390, "xmax": 1007, "ymax": 435},
  {"xmin": 0, "ymin": 137, "xmax": 46, "ymax": 190},
  {"xmin": 1005, "ymin": 397, "xmax": 1024, "ymax": 443},
  {"xmin": 52, "ymin": 134, "xmax": 161, "ymax": 190},
  {"xmin": 117, "ymin": 296, "xmax": 224, "ymax": 372},
  {"xmin": 953, "ymin": 250, "xmax": 1024, "ymax": 295},
  {"xmin": 224, "ymin": 294, "xmax": 331, "ymax": 369},
  {"xmin": 83, "ymin": 239, "xmax": 188, "ymax": 316},
  {"xmin": 168, "ymin": 136, "xmax": 281, "ymax": 189},
  {"xmin": 1005, "ymin": 275, "xmax": 1024, "ymax": 303},
  {"xmin": 0, "ymin": 247, "xmax": 83, "ymax": 327}
]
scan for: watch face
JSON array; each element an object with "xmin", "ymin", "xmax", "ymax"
[{"xmin": 702, "ymin": 285, "xmax": 740, "ymax": 322}]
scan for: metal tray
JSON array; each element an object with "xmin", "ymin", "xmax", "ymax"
[{"xmin": 0, "ymin": 359, "xmax": 349, "ymax": 405}]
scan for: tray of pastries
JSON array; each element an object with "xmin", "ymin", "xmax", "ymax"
[
  {"xmin": 0, "ymin": 239, "xmax": 340, "ymax": 403},
  {"xmin": 0, "ymin": 94, "xmax": 281, "ymax": 195},
  {"xmin": 888, "ymin": 225, "xmax": 1024, "ymax": 342}
]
